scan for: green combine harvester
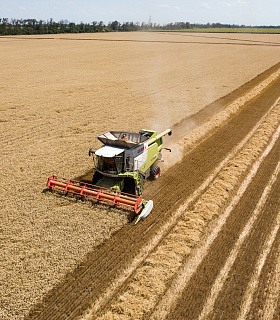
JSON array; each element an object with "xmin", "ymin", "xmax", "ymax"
[{"xmin": 47, "ymin": 128, "xmax": 172, "ymax": 224}]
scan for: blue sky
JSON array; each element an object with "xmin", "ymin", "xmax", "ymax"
[{"xmin": 0, "ymin": 0, "xmax": 279, "ymax": 26}]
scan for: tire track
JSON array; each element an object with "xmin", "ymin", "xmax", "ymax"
[
  {"xmin": 197, "ymin": 155, "xmax": 280, "ymax": 320},
  {"xmin": 151, "ymin": 122, "xmax": 280, "ymax": 320},
  {"xmin": 167, "ymin": 31, "xmax": 280, "ymax": 46},
  {"xmin": 90, "ymin": 98, "xmax": 280, "ymax": 319},
  {"xmin": 60, "ymin": 36, "xmax": 280, "ymax": 47},
  {"xmin": 248, "ymin": 232, "xmax": 280, "ymax": 320},
  {"xmin": 26, "ymin": 67, "xmax": 280, "ymax": 320},
  {"xmin": 1, "ymin": 61, "xmax": 280, "ymax": 153},
  {"xmin": 208, "ymin": 148, "xmax": 280, "ymax": 320},
  {"xmin": 237, "ymin": 210, "xmax": 280, "ymax": 320},
  {"xmin": 164, "ymin": 141, "xmax": 280, "ymax": 320},
  {"xmin": 84, "ymin": 89, "xmax": 280, "ymax": 318},
  {"xmin": 261, "ymin": 243, "xmax": 280, "ymax": 320},
  {"xmin": 170, "ymin": 64, "xmax": 280, "ymax": 153}
]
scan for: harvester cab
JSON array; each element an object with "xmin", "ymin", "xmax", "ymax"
[
  {"xmin": 88, "ymin": 129, "xmax": 172, "ymax": 196},
  {"xmin": 47, "ymin": 128, "xmax": 172, "ymax": 224}
]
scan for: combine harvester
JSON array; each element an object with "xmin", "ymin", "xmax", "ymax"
[{"xmin": 47, "ymin": 129, "xmax": 172, "ymax": 224}]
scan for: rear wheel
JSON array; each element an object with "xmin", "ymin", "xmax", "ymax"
[{"xmin": 151, "ymin": 166, "xmax": 160, "ymax": 180}]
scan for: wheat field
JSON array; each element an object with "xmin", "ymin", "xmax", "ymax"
[{"xmin": 1, "ymin": 31, "xmax": 280, "ymax": 319}]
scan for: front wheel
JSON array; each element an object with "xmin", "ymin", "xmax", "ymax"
[
  {"xmin": 92, "ymin": 171, "xmax": 102, "ymax": 185},
  {"xmin": 123, "ymin": 178, "xmax": 136, "ymax": 195},
  {"xmin": 151, "ymin": 166, "xmax": 160, "ymax": 180}
]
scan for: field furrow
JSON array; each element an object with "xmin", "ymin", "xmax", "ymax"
[
  {"xmin": 2, "ymin": 32, "xmax": 280, "ymax": 320},
  {"xmin": 96, "ymin": 98, "xmax": 280, "ymax": 320},
  {"xmin": 26, "ymin": 60, "xmax": 280, "ymax": 319}
]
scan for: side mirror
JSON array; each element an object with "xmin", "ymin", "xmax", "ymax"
[{"xmin": 89, "ymin": 148, "xmax": 95, "ymax": 156}]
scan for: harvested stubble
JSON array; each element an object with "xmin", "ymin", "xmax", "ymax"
[
  {"xmin": 1, "ymin": 32, "xmax": 280, "ymax": 319},
  {"xmin": 95, "ymin": 97, "xmax": 280, "ymax": 319},
  {"xmin": 161, "ymin": 67, "xmax": 280, "ymax": 170}
]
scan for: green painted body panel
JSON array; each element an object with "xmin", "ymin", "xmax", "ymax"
[
  {"xmin": 140, "ymin": 129, "xmax": 158, "ymax": 139},
  {"xmin": 139, "ymin": 142, "xmax": 159, "ymax": 173},
  {"xmin": 92, "ymin": 128, "xmax": 172, "ymax": 196}
]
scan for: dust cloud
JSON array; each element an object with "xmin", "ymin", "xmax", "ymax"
[
  {"xmin": 160, "ymin": 142, "xmax": 184, "ymax": 172},
  {"xmin": 160, "ymin": 116, "xmax": 197, "ymax": 172}
]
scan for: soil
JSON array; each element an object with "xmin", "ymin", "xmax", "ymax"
[
  {"xmin": 1, "ymin": 32, "xmax": 280, "ymax": 319},
  {"xmin": 27, "ymin": 63, "xmax": 280, "ymax": 319}
]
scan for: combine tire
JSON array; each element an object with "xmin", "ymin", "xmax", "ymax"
[
  {"xmin": 92, "ymin": 171, "xmax": 102, "ymax": 185},
  {"xmin": 151, "ymin": 166, "xmax": 160, "ymax": 180},
  {"xmin": 123, "ymin": 178, "xmax": 136, "ymax": 195}
]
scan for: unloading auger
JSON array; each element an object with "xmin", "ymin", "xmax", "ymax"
[{"xmin": 47, "ymin": 128, "xmax": 172, "ymax": 224}]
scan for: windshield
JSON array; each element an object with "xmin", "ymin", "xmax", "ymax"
[{"xmin": 95, "ymin": 155, "xmax": 124, "ymax": 174}]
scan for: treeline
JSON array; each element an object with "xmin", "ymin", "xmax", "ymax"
[
  {"xmin": 161, "ymin": 21, "xmax": 280, "ymax": 30},
  {"xmin": 0, "ymin": 18, "xmax": 279, "ymax": 35},
  {"xmin": 0, "ymin": 18, "xmax": 143, "ymax": 35}
]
